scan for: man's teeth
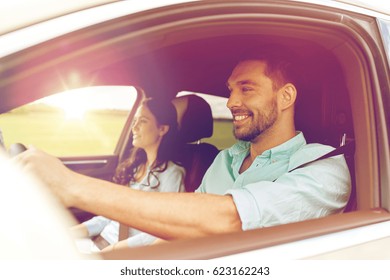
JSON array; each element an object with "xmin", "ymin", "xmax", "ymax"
[{"xmin": 234, "ymin": 115, "xmax": 249, "ymax": 121}]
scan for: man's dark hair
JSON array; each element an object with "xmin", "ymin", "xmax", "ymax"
[{"xmin": 238, "ymin": 45, "xmax": 303, "ymax": 91}]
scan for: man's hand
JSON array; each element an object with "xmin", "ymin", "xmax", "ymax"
[{"xmin": 12, "ymin": 146, "xmax": 77, "ymax": 207}]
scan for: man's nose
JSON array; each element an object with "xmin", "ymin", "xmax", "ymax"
[{"xmin": 227, "ymin": 90, "xmax": 242, "ymax": 109}]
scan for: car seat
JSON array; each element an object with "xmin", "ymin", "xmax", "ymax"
[
  {"xmin": 294, "ymin": 52, "xmax": 356, "ymax": 212},
  {"xmin": 172, "ymin": 94, "xmax": 219, "ymax": 192}
]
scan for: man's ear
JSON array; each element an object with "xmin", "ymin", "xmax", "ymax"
[
  {"xmin": 159, "ymin": 125, "xmax": 170, "ymax": 137},
  {"xmin": 278, "ymin": 83, "xmax": 297, "ymax": 111}
]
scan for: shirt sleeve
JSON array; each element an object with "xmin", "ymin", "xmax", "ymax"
[
  {"xmin": 82, "ymin": 216, "xmax": 111, "ymax": 237},
  {"xmin": 126, "ymin": 232, "xmax": 158, "ymax": 247},
  {"xmin": 226, "ymin": 156, "xmax": 351, "ymax": 230}
]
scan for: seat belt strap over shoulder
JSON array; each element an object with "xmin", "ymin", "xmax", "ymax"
[{"xmin": 289, "ymin": 140, "xmax": 355, "ymax": 173}]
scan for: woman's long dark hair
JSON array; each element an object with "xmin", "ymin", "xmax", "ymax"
[{"xmin": 113, "ymin": 98, "xmax": 181, "ymax": 187}]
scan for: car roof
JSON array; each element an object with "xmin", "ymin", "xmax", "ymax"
[
  {"xmin": 334, "ymin": 0, "xmax": 390, "ymax": 15},
  {"xmin": 0, "ymin": 0, "xmax": 199, "ymax": 58},
  {"xmin": 0, "ymin": 0, "xmax": 118, "ymax": 35},
  {"xmin": 1, "ymin": 0, "xmax": 388, "ymax": 59},
  {"xmin": 1, "ymin": 0, "xmax": 389, "ymax": 35}
]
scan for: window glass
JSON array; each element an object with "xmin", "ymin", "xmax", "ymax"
[
  {"xmin": 0, "ymin": 86, "xmax": 137, "ymax": 157},
  {"xmin": 378, "ymin": 18, "xmax": 390, "ymax": 69},
  {"xmin": 177, "ymin": 92, "xmax": 235, "ymax": 150}
]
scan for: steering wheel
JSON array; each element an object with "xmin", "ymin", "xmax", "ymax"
[{"xmin": 8, "ymin": 143, "xmax": 28, "ymax": 157}]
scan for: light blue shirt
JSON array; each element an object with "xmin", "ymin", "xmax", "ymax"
[
  {"xmin": 196, "ymin": 132, "xmax": 351, "ymax": 230},
  {"xmin": 84, "ymin": 161, "xmax": 185, "ymax": 247}
]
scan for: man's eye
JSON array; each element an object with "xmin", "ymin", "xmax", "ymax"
[{"xmin": 242, "ymin": 87, "xmax": 253, "ymax": 92}]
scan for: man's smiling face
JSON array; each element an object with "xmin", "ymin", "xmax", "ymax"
[{"xmin": 226, "ymin": 60, "xmax": 279, "ymax": 142}]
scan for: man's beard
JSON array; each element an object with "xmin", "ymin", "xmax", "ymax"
[{"xmin": 233, "ymin": 99, "xmax": 278, "ymax": 142}]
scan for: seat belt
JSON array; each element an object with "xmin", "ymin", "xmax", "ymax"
[{"xmin": 289, "ymin": 140, "xmax": 355, "ymax": 173}]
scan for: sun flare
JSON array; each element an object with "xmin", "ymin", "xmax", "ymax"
[
  {"xmin": 63, "ymin": 105, "xmax": 86, "ymax": 120},
  {"xmin": 33, "ymin": 86, "xmax": 137, "ymax": 122},
  {"xmin": 53, "ymin": 93, "xmax": 87, "ymax": 120}
]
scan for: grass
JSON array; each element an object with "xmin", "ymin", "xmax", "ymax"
[{"xmin": 0, "ymin": 110, "xmax": 128, "ymax": 156}]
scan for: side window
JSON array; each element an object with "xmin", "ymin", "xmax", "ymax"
[
  {"xmin": 0, "ymin": 86, "xmax": 138, "ymax": 157},
  {"xmin": 177, "ymin": 92, "xmax": 235, "ymax": 150}
]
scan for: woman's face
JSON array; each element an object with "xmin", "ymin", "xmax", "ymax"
[{"xmin": 131, "ymin": 105, "xmax": 165, "ymax": 150}]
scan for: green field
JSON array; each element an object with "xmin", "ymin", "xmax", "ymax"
[
  {"xmin": 0, "ymin": 109, "xmax": 235, "ymax": 156},
  {"xmin": 0, "ymin": 110, "xmax": 128, "ymax": 156}
]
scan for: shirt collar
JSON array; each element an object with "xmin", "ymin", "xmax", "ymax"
[{"xmin": 228, "ymin": 131, "xmax": 307, "ymax": 160}]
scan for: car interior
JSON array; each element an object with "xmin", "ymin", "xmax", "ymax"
[
  {"xmin": 99, "ymin": 36, "xmax": 358, "ymax": 207},
  {"xmin": 1, "ymin": 0, "xmax": 389, "ymax": 259}
]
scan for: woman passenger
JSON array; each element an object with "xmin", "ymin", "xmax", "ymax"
[{"xmin": 72, "ymin": 98, "xmax": 185, "ymax": 252}]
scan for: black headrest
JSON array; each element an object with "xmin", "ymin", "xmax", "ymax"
[{"xmin": 172, "ymin": 95, "xmax": 213, "ymax": 143}]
